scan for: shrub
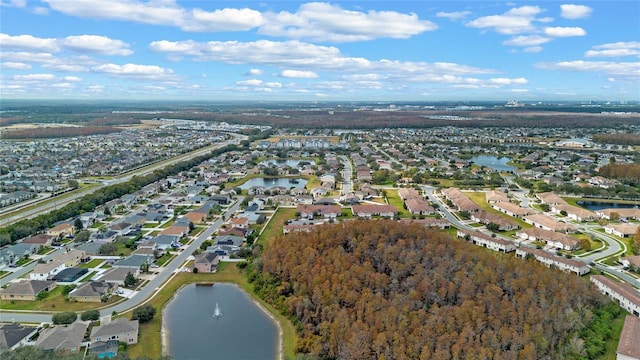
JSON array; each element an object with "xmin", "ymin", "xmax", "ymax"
[{"xmin": 52, "ymin": 311, "xmax": 77, "ymax": 325}]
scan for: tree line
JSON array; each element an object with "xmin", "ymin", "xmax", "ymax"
[
  {"xmin": 598, "ymin": 163, "xmax": 640, "ymax": 186},
  {"xmin": 592, "ymin": 133, "xmax": 640, "ymax": 146},
  {"xmin": 1, "ymin": 126, "xmax": 122, "ymax": 139},
  {"xmin": 246, "ymin": 220, "xmax": 611, "ymax": 360}
]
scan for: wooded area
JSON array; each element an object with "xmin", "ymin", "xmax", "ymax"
[
  {"xmin": 598, "ymin": 163, "xmax": 640, "ymax": 185},
  {"xmin": 249, "ymin": 220, "xmax": 609, "ymax": 360},
  {"xmin": 1, "ymin": 126, "xmax": 122, "ymax": 139},
  {"xmin": 592, "ymin": 133, "xmax": 640, "ymax": 146}
]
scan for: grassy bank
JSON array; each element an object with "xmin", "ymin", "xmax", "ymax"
[{"xmin": 126, "ymin": 263, "xmax": 297, "ymax": 359}]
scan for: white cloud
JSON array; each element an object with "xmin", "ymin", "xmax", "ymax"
[
  {"xmin": 1, "ymin": 0, "xmax": 26, "ymax": 7},
  {"xmin": 544, "ymin": 26, "xmax": 586, "ymax": 37},
  {"xmin": 258, "ymin": 2, "xmax": 437, "ymax": 42},
  {"xmin": 503, "ymin": 35, "xmax": 551, "ymax": 47},
  {"xmin": 489, "ymin": 77, "xmax": 528, "ymax": 85},
  {"xmin": 436, "ymin": 11, "xmax": 472, "ymax": 20},
  {"xmin": 585, "ymin": 42, "xmax": 640, "ymax": 58},
  {"xmin": 246, "ymin": 69, "xmax": 263, "ymax": 76},
  {"xmin": 1, "ymin": 33, "xmax": 132, "ymax": 55},
  {"xmin": 281, "ymin": 70, "xmax": 318, "ymax": 78},
  {"xmin": 560, "ymin": 4, "xmax": 592, "ymax": 19},
  {"xmin": 524, "ymin": 46, "xmax": 543, "ymax": 53},
  {"xmin": 61, "ymin": 35, "xmax": 133, "ymax": 55},
  {"xmin": 13, "ymin": 73, "xmax": 56, "ymax": 80},
  {"xmin": 86, "ymin": 85, "xmax": 104, "ymax": 92},
  {"xmin": 536, "ymin": 60, "xmax": 640, "ymax": 78},
  {"xmin": 63, "ymin": 76, "xmax": 82, "ymax": 82},
  {"xmin": 1, "ymin": 61, "xmax": 31, "ymax": 69},
  {"xmin": 0, "ymin": 33, "xmax": 58, "ymax": 51},
  {"xmin": 184, "ymin": 8, "xmax": 263, "ymax": 32},
  {"xmin": 92, "ymin": 63, "xmax": 176, "ymax": 80},
  {"xmin": 236, "ymin": 79, "xmax": 263, "ymax": 86},
  {"xmin": 466, "ymin": 5, "xmax": 544, "ymax": 35},
  {"xmin": 265, "ymin": 82, "xmax": 282, "ymax": 88}
]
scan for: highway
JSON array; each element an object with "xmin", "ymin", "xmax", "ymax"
[
  {"xmin": 0, "ymin": 197, "xmax": 244, "ymax": 324},
  {"xmin": 0, "ymin": 133, "xmax": 246, "ymax": 228}
]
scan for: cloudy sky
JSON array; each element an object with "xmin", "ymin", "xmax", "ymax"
[{"xmin": 1, "ymin": 0, "xmax": 638, "ymax": 101}]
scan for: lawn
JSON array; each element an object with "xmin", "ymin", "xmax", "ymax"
[
  {"xmin": 257, "ymin": 207, "xmax": 297, "ymax": 246},
  {"xmin": 125, "ymin": 263, "xmax": 297, "ymax": 360},
  {"xmin": 79, "ymin": 259, "xmax": 105, "ymax": 268},
  {"xmin": 597, "ymin": 312, "xmax": 626, "ymax": 360},
  {"xmin": 0, "ymin": 271, "xmax": 9, "ymax": 279},
  {"xmin": 155, "ymin": 253, "xmax": 176, "ymax": 267},
  {"xmin": 81, "ymin": 271, "xmax": 97, "ymax": 282},
  {"xmin": 0, "ymin": 286, "xmax": 123, "ymax": 312},
  {"xmin": 384, "ymin": 189, "xmax": 410, "ymax": 218}
]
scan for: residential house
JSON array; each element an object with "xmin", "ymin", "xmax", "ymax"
[
  {"xmin": 616, "ymin": 316, "xmax": 640, "ymax": 360},
  {"xmin": 91, "ymin": 318, "xmax": 139, "ymax": 345},
  {"xmin": 229, "ymin": 217, "xmax": 249, "ymax": 229},
  {"xmin": 457, "ymin": 230, "xmax": 516, "ymax": 253},
  {"xmin": 214, "ymin": 235, "xmax": 244, "ymax": 247},
  {"xmin": 536, "ymin": 192, "xmax": 567, "ymax": 206},
  {"xmin": 97, "ymin": 267, "xmax": 140, "ymax": 286},
  {"xmin": 297, "ymin": 204, "xmax": 342, "ymax": 219},
  {"xmin": 0, "ymin": 280, "xmax": 57, "ymax": 301},
  {"xmin": 398, "ymin": 218, "xmax": 450, "ymax": 229},
  {"xmin": 194, "ymin": 252, "xmax": 220, "ymax": 273},
  {"xmin": 113, "ymin": 254, "xmax": 154, "ymax": 269},
  {"xmin": 147, "ymin": 234, "xmax": 180, "ymax": 251},
  {"xmin": 523, "ymin": 214, "xmax": 576, "ymax": 233},
  {"xmin": 485, "ymin": 190, "xmax": 509, "ymax": 203},
  {"xmin": 517, "ymin": 227, "xmax": 580, "ymax": 251},
  {"xmin": 397, "ymin": 188, "xmax": 422, "ymax": 201},
  {"xmin": 68, "ymin": 280, "xmax": 117, "ymax": 302},
  {"xmin": 0, "ymin": 323, "xmax": 37, "ymax": 351},
  {"xmin": 35, "ymin": 322, "xmax": 88, "ymax": 352},
  {"xmin": 551, "ymin": 204, "xmax": 597, "ymax": 222},
  {"xmin": 620, "ymin": 256, "xmax": 640, "ymax": 270},
  {"xmin": 491, "ymin": 201, "xmax": 534, "ymax": 218},
  {"xmin": 57, "ymin": 249, "xmax": 88, "ymax": 267},
  {"xmin": 596, "ymin": 208, "xmax": 640, "ymax": 221},
  {"xmin": 516, "ymin": 248, "xmax": 590, "ymax": 275},
  {"xmin": 161, "ymin": 225, "xmax": 189, "ymax": 238},
  {"xmin": 471, "ymin": 211, "xmax": 519, "ymax": 231},
  {"xmin": 590, "ymin": 275, "xmax": 640, "ymax": 317},
  {"xmin": 605, "ymin": 224, "xmax": 640, "ymax": 238},
  {"xmin": 351, "ymin": 204, "xmax": 398, "ymax": 218},
  {"xmin": 30, "ymin": 260, "xmax": 66, "ymax": 280},
  {"xmin": 405, "ymin": 198, "xmax": 435, "ymax": 215},
  {"xmin": 21, "ymin": 234, "xmax": 54, "ymax": 247},
  {"xmin": 46, "ymin": 222, "xmax": 75, "ymax": 238},
  {"xmin": 183, "ymin": 211, "xmax": 207, "ymax": 224}
]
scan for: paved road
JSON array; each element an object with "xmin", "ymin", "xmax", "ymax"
[
  {"xmin": 0, "ymin": 134, "xmax": 245, "ymax": 227},
  {"xmin": 0, "ymin": 197, "xmax": 244, "ymax": 324},
  {"xmin": 339, "ymin": 155, "xmax": 353, "ymax": 196}
]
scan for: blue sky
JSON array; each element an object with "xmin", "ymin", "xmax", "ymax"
[{"xmin": 1, "ymin": 1, "xmax": 638, "ymax": 101}]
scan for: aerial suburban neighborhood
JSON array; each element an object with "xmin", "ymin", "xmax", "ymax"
[{"xmin": 0, "ymin": 101, "xmax": 639, "ymax": 360}]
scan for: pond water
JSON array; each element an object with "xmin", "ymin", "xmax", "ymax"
[
  {"xmin": 164, "ymin": 283, "xmax": 279, "ymax": 360},
  {"xmin": 239, "ymin": 177, "xmax": 307, "ymax": 189},
  {"xmin": 471, "ymin": 156, "xmax": 516, "ymax": 172},
  {"xmin": 576, "ymin": 201, "xmax": 640, "ymax": 211},
  {"xmin": 260, "ymin": 159, "xmax": 315, "ymax": 167}
]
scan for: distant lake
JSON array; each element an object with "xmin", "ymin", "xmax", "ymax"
[
  {"xmin": 240, "ymin": 177, "xmax": 307, "ymax": 189},
  {"xmin": 577, "ymin": 201, "xmax": 640, "ymax": 211},
  {"xmin": 260, "ymin": 159, "xmax": 315, "ymax": 167},
  {"xmin": 471, "ymin": 156, "xmax": 516, "ymax": 172},
  {"xmin": 164, "ymin": 283, "xmax": 278, "ymax": 360}
]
